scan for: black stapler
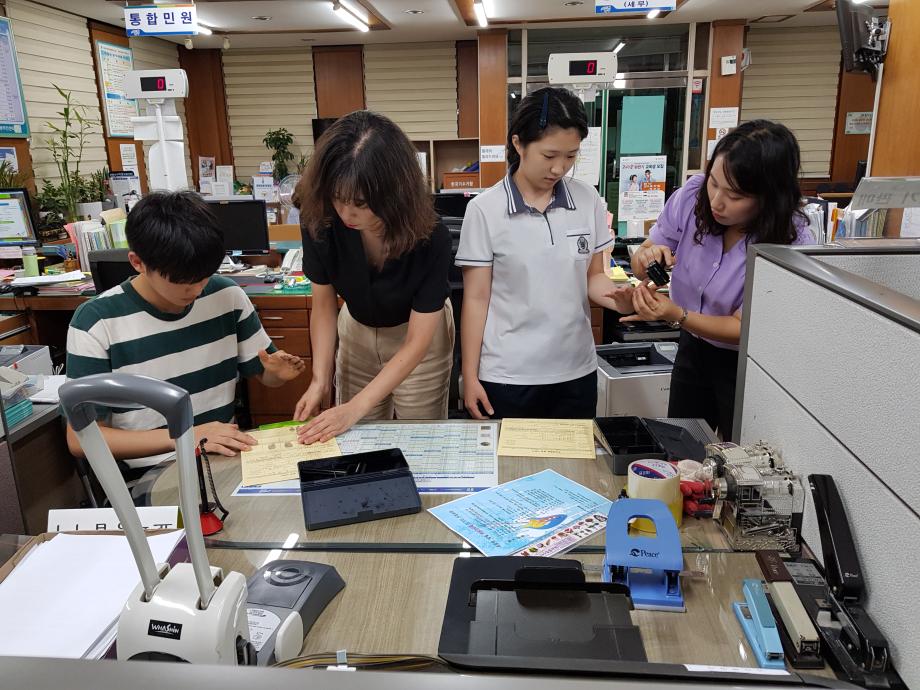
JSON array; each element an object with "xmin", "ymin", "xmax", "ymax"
[{"xmin": 792, "ymin": 475, "xmax": 906, "ymax": 688}]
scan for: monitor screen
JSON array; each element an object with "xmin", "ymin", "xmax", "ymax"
[
  {"xmin": 205, "ymin": 199, "xmax": 270, "ymax": 254},
  {"xmin": 89, "ymin": 248, "xmax": 138, "ymax": 293},
  {"xmin": 0, "ymin": 188, "xmax": 38, "ymax": 246},
  {"xmin": 433, "ymin": 193, "xmax": 475, "ymax": 219}
]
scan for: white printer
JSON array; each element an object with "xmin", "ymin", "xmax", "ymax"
[{"xmin": 596, "ymin": 341, "xmax": 678, "ymax": 418}]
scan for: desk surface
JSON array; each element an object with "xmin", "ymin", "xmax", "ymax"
[{"xmin": 143, "ymin": 420, "xmax": 729, "ymax": 551}]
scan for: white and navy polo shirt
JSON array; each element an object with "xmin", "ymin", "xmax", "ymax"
[{"xmin": 456, "ymin": 169, "xmax": 613, "ymax": 385}]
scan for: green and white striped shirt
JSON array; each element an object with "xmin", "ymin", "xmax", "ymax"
[{"xmin": 67, "ymin": 276, "xmax": 275, "ymax": 432}]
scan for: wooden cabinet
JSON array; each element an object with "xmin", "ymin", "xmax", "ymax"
[
  {"xmin": 591, "ymin": 305, "xmax": 603, "ymax": 345},
  {"xmin": 247, "ymin": 294, "xmax": 325, "ymax": 427}
]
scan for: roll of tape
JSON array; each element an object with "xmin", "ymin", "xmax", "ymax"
[{"xmin": 627, "ymin": 459, "xmax": 682, "ymax": 531}]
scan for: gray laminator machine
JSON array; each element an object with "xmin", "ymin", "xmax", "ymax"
[{"xmin": 596, "ymin": 341, "xmax": 678, "ymax": 418}]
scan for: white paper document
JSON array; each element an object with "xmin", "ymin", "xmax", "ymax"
[
  {"xmin": 0, "ymin": 531, "xmax": 185, "ymax": 659},
  {"xmin": 233, "ymin": 422, "xmax": 499, "ymax": 496}
]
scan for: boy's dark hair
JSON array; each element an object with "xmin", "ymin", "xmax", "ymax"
[
  {"xmin": 507, "ymin": 87, "xmax": 588, "ymax": 167},
  {"xmin": 694, "ymin": 119, "xmax": 805, "ymax": 246},
  {"xmin": 297, "ymin": 110, "xmax": 437, "ymax": 259},
  {"xmin": 126, "ymin": 191, "xmax": 225, "ymax": 283}
]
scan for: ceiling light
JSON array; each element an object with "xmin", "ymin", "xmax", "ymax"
[
  {"xmin": 613, "ymin": 41, "xmax": 626, "ymax": 54},
  {"xmin": 473, "ymin": 1, "xmax": 488, "ymax": 27},
  {"xmin": 404, "ymin": 9, "xmax": 424, "ymax": 15},
  {"xmin": 251, "ymin": 16, "xmax": 272, "ymax": 21},
  {"xmin": 332, "ymin": 1, "xmax": 370, "ymax": 32},
  {"xmin": 647, "ymin": 8, "xmax": 661, "ymax": 18},
  {"xmin": 340, "ymin": 0, "xmax": 369, "ymax": 22},
  {"xmin": 613, "ymin": 79, "xmax": 626, "ymax": 89},
  {"xmin": 222, "ymin": 36, "xmax": 230, "ymax": 50},
  {"xmin": 197, "ymin": 24, "xmax": 212, "ymax": 35},
  {"xmin": 184, "ymin": 37, "xmax": 193, "ymax": 50}
]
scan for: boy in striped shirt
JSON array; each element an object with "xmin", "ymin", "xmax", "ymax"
[{"xmin": 66, "ymin": 191, "xmax": 305, "ymax": 467}]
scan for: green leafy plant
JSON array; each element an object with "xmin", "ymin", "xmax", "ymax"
[
  {"xmin": 263, "ymin": 127, "xmax": 295, "ymax": 181},
  {"xmin": 0, "ymin": 160, "xmax": 31, "ymax": 189},
  {"xmin": 79, "ymin": 167, "xmax": 109, "ymax": 203},
  {"xmin": 35, "ymin": 179, "xmax": 68, "ymax": 239},
  {"xmin": 41, "ymin": 84, "xmax": 98, "ymax": 222},
  {"xmin": 296, "ymin": 152, "xmax": 309, "ymax": 174}
]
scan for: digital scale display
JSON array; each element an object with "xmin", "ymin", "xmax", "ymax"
[
  {"xmin": 139, "ymin": 76, "xmax": 168, "ymax": 92},
  {"xmin": 569, "ymin": 59, "xmax": 598, "ymax": 76}
]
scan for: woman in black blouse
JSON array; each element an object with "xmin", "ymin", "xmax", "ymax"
[{"xmin": 293, "ymin": 111, "xmax": 453, "ymax": 443}]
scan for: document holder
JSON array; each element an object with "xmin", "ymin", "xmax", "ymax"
[
  {"xmin": 438, "ymin": 556, "xmax": 648, "ymax": 673},
  {"xmin": 297, "ymin": 448, "xmax": 421, "ymax": 530}
]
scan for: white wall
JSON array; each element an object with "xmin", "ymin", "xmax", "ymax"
[
  {"xmin": 364, "ymin": 42, "xmax": 458, "ymax": 141},
  {"xmin": 742, "ymin": 27, "xmax": 841, "ymax": 178},
  {"xmin": 223, "ymin": 48, "xmax": 316, "ymax": 182},
  {"xmin": 7, "ymin": 0, "xmax": 107, "ymax": 185}
]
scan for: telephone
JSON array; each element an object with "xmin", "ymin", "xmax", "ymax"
[{"xmin": 281, "ymin": 248, "xmax": 303, "ymax": 273}]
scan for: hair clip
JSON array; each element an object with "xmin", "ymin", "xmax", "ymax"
[{"xmin": 538, "ymin": 92, "xmax": 549, "ymax": 129}]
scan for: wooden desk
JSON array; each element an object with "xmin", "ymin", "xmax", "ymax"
[
  {"xmin": 0, "ymin": 404, "xmax": 85, "ymax": 534},
  {"xmin": 143, "ymin": 420, "xmax": 729, "ymax": 551}
]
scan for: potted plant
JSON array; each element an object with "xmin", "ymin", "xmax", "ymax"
[
  {"xmin": 41, "ymin": 84, "xmax": 97, "ymax": 223},
  {"xmin": 75, "ymin": 167, "xmax": 110, "ymax": 220},
  {"xmin": 263, "ymin": 127, "xmax": 295, "ymax": 181},
  {"xmin": 35, "ymin": 180, "xmax": 69, "ymax": 242}
]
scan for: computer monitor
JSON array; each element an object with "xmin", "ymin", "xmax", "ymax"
[
  {"xmin": 89, "ymin": 248, "xmax": 138, "ymax": 293},
  {"xmin": 205, "ymin": 198, "xmax": 270, "ymax": 255},
  {"xmin": 0, "ymin": 188, "xmax": 39, "ymax": 247},
  {"xmin": 433, "ymin": 192, "xmax": 475, "ymax": 219}
]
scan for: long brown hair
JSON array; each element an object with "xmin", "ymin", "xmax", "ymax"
[{"xmin": 296, "ymin": 110, "xmax": 437, "ymax": 258}]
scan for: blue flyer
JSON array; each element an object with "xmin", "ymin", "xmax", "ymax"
[{"xmin": 428, "ymin": 469, "xmax": 613, "ymax": 557}]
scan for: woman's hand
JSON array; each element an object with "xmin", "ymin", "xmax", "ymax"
[
  {"xmin": 632, "ymin": 244, "xmax": 676, "ymax": 280},
  {"xmin": 463, "ymin": 378, "xmax": 494, "ymax": 420},
  {"xmin": 620, "ymin": 283, "xmax": 683, "ymax": 323},
  {"xmin": 293, "ymin": 380, "xmax": 330, "ymax": 422},
  {"xmin": 296, "ymin": 401, "xmax": 366, "ymax": 444},
  {"xmin": 604, "ymin": 285, "xmax": 636, "ymax": 315}
]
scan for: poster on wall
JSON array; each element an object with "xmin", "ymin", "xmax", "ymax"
[
  {"xmin": 845, "ymin": 111, "xmax": 872, "ymax": 135},
  {"xmin": 0, "ymin": 18, "xmax": 29, "ymax": 137},
  {"xmin": 96, "ymin": 42, "xmax": 137, "ymax": 137},
  {"xmin": 618, "ymin": 155, "xmax": 666, "ymax": 221},
  {"xmin": 566, "ymin": 126, "xmax": 602, "ymax": 187}
]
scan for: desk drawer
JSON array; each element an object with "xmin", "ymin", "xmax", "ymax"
[
  {"xmin": 258, "ymin": 309, "xmax": 308, "ymax": 328},
  {"xmin": 265, "ymin": 328, "xmax": 310, "ymax": 356},
  {"xmin": 247, "ymin": 358, "xmax": 313, "ymax": 415}
]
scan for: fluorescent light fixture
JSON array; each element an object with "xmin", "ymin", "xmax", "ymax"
[
  {"xmin": 340, "ymin": 0, "xmax": 370, "ymax": 22},
  {"xmin": 196, "ymin": 24, "xmax": 213, "ymax": 35},
  {"xmin": 647, "ymin": 8, "xmax": 661, "ymax": 18},
  {"xmin": 613, "ymin": 41, "xmax": 626, "ymax": 54},
  {"xmin": 473, "ymin": 1, "xmax": 488, "ymax": 27},
  {"xmin": 332, "ymin": 1, "xmax": 370, "ymax": 32},
  {"xmin": 613, "ymin": 79, "xmax": 626, "ymax": 89}
]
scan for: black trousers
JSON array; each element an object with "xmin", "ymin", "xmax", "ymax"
[
  {"xmin": 479, "ymin": 371, "xmax": 597, "ymax": 419},
  {"xmin": 668, "ymin": 330, "xmax": 739, "ymax": 440}
]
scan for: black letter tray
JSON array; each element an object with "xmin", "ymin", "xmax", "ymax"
[{"xmin": 297, "ymin": 448, "xmax": 421, "ymax": 530}]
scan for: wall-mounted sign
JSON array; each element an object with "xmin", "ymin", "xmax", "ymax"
[
  {"xmin": 124, "ymin": 4, "xmax": 198, "ymax": 37},
  {"xmin": 595, "ymin": 0, "xmax": 676, "ymax": 14}
]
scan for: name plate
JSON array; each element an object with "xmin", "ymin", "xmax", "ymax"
[{"xmin": 47, "ymin": 506, "xmax": 180, "ymax": 532}]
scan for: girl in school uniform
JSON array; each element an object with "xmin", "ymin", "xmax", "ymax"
[
  {"xmin": 293, "ymin": 111, "xmax": 454, "ymax": 443},
  {"xmin": 619, "ymin": 119, "xmax": 815, "ymax": 439},
  {"xmin": 457, "ymin": 87, "xmax": 631, "ymax": 420}
]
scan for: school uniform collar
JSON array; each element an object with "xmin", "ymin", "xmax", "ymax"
[{"xmin": 503, "ymin": 163, "xmax": 577, "ymax": 215}]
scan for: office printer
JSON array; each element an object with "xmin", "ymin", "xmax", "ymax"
[{"xmin": 596, "ymin": 342, "xmax": 678, "ymax": 418}]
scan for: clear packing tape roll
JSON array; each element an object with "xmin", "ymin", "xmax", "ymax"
[{"xmin": 626, "ymin": 459, "xmax": 682, "ymax": 532}]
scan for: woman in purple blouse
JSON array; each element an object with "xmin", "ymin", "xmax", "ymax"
[{"xmin": 616, "ymin": 120, "xmax": 814, "ymax": 439}]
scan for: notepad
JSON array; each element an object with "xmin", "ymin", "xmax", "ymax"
[
  {"xmin": 0, "ymin": 531, "xmax": 185, "ymax": 659},
  {"xmin": 497, "ymin": 418, "xmax": 597, "ymax": 460}
]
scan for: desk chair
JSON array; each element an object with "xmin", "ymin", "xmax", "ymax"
[{"xmin": 88, "ymin": 249, "xmax": 138, "ymax": 293}]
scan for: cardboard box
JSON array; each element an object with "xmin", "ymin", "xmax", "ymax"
[{"xmin": 443, "ymin": 172, "xmax": 479, "ymax": 190}]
